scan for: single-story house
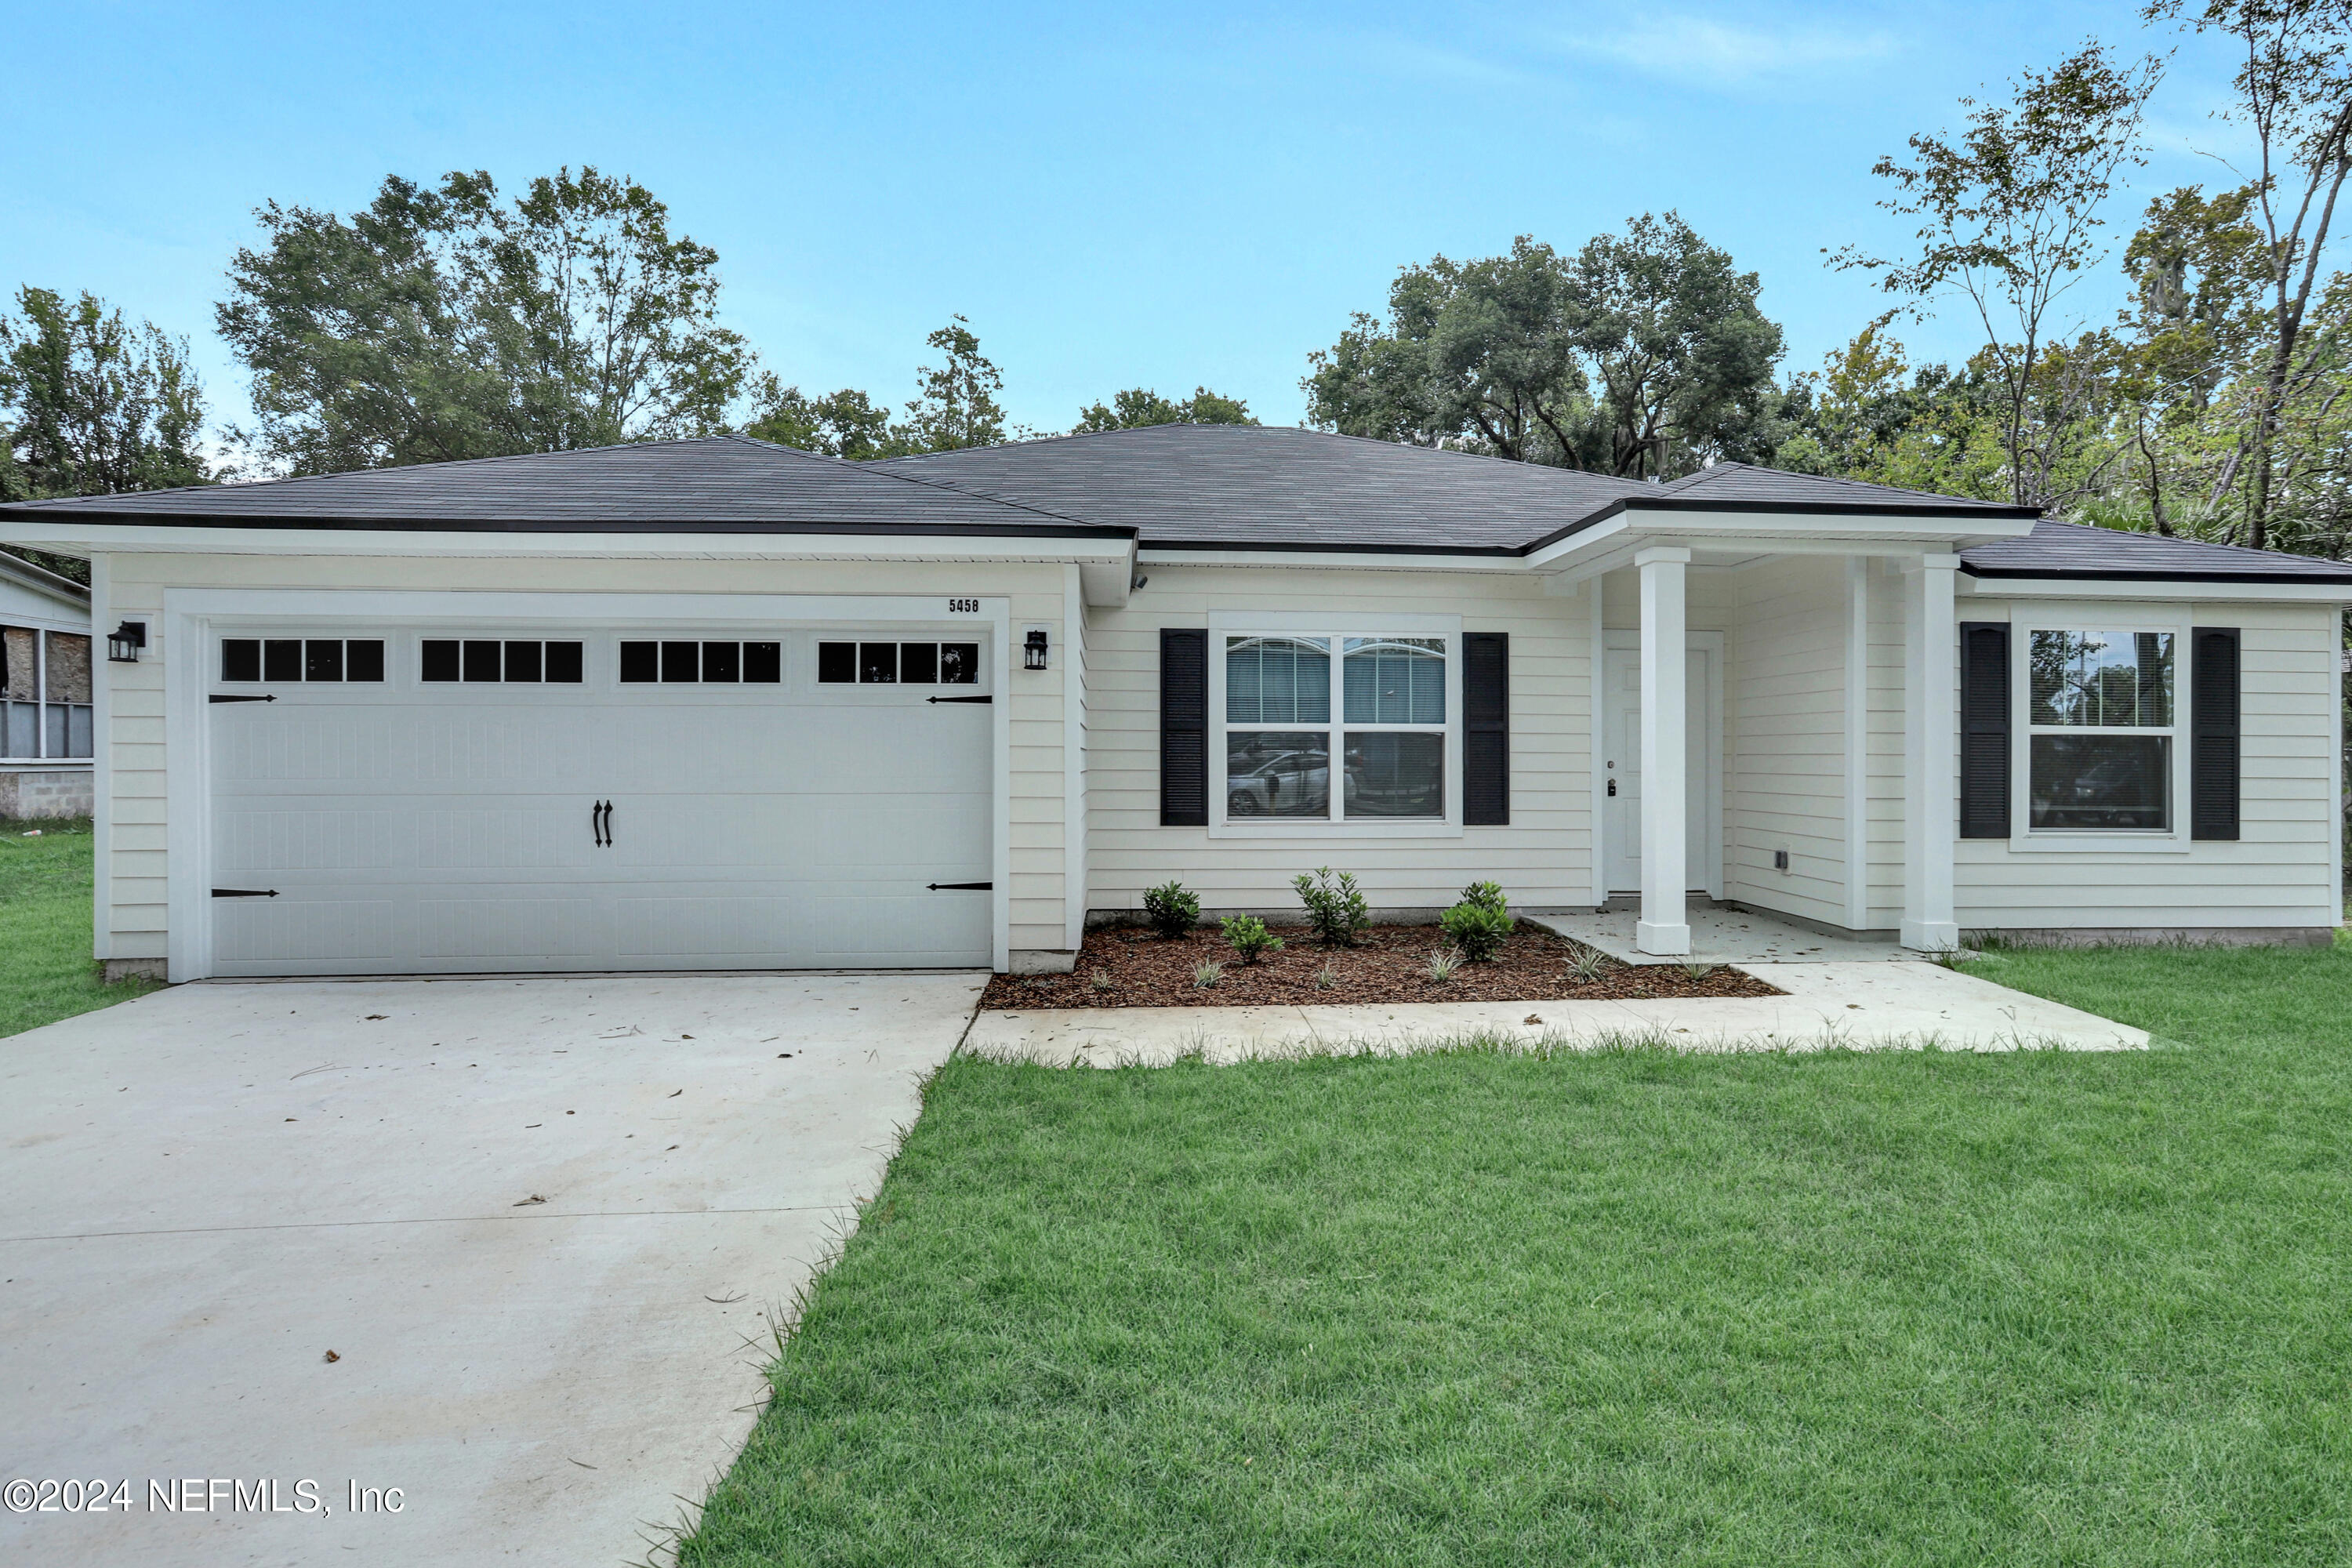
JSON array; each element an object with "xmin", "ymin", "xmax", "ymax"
[
  {"xmin": 0, "ymin": 550, "xmax": 95, "ymax": 819},
  {"xmin": 0, "ymin": 424, "xmax": 2343, "ymax": 982}
]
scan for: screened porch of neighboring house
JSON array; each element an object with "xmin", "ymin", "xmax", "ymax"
[{"xmin": 3, "ymin": 622, "xmax": 95, "ymax": 767}]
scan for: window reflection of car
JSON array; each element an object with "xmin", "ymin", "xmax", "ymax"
[
  {"xmin": 1227, "ymin": 751, "xmax": 1327, "ymax": 815},
  {"xmin": 2071, "ymin": 758, "xmax": 2149, "ymax": 806}
]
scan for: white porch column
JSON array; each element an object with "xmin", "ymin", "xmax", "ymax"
[
  {"xmin": 1900, "ymin": 553, "xmax": 1961, "ymax": 951},
  {"xmin": 1636, "ymin": 546, "xmax": 1691, "ymax": 956}
]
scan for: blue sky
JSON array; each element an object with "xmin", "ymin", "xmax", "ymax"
[{"xmin": 3, "ymin": 2, "xmax": 2260, "ymax": 445}]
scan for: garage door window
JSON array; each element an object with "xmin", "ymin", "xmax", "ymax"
[
  {"xmin": 617, "ymin": 641, "xmax": 782, "ymax": 684},
  {"xmin": 817, "ymin": 641, "xmax": 980, "ymax": 684},
  {"xmin": 421, "ymin": 640, "xmax": 586, "ymax": 684},
  {"xmin": 223, "ymin": 638, "xmax": 387, "ymax": 683}
]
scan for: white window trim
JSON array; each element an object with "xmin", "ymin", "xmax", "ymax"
[
  {"xmin": 1206, "ymin": 611, "xmax": 1464, "ymax": 840},
  {"xmin": 2007, "ymin": 602, "xmax": 2194, "ymax": 854}
]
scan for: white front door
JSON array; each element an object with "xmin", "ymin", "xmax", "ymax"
[
  {"xmin": 206, "ymin": 626, "xmax": 995, "ymax": 976},
  {"xmin": 1602, "ymin": 640, "xmax": 1715, "ymax": 897}
]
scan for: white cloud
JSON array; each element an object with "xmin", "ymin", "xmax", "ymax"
[{"xmin": 1552, "ymin": 13, "xmax": 1904, "ymax": 86}]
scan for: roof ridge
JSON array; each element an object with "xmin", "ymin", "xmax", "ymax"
[
  {"xmin": 13, "ymin": 434, "xmax": 763, "ymax": 508},
  {"xmin": 878, "ymin": 422, "xmax": 1661, "ymax": 495}
]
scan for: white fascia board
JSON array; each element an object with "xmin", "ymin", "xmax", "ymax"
[
  {"xmin": 1136, "ymin": 547, "xmax": 1525, "ymax": 573},
  {"xmin": 1961, "ymin": 574, "xmax": 2352, "ymax": 604},
  {"xmin": 2, "ymin": 520, "xmax": 1131, "ymax": 568},
  {"xmin": 1526, "ymin": 509, "xmax": 2028, "ymax": 575}
]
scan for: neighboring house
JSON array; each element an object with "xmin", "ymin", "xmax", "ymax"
[
  {"xmin": 0, "ymin": 424, "xmax": 2343, "ymax": 983},
  {"xmin": 0, "ymin": 551, "xmax": 94, "ymax": 820}
]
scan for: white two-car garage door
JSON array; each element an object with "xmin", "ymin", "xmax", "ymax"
[{"xmin": 205, "ymin": 625, "xmax": 994, "ymax": 976}]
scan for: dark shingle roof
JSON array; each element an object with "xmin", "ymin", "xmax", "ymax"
[
  {"xmin": 1960, "ymin": 517, "xmax": 2352, "ymax": 583},
  {"xmin": 6, "ymin": 426, "xmax": 2343, "ymax": 585},
  {"xmin": 878, "ymin": 424, "xmax": 1655, "ymax": 552},
  {"xmin": 0, "ymin": 437, "xmax": 1120, "ymax": 537},
  {"xmin": 1656, "ymin": 461, "xmax": 2025, "ymax": 511}
]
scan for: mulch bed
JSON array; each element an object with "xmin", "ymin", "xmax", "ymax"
[{"xmin": 981, "ymin": 924, "xmax": 1784, "ymax": 1009}]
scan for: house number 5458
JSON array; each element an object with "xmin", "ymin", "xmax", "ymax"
[{"xmin": 946, "ymin": 598, "xmax": 980, "ymax": 613}]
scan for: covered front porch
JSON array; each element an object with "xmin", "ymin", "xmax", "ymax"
[{"xmin": 1539, "ymin": 492, "xmax": 2033, "ymax": 956}]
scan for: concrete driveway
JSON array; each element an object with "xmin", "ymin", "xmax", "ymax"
[{"xmin": 0, "ymin": 971, "xmax": 984, "ymax": 1566}]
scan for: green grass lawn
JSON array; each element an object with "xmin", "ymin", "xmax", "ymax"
[
  {"xmin": 684, "ymin": 938, "xmax": 2352, "ymax": 1566},
  {"xmin": 0, "ymin": 820, "xmax": 159, "ymax": 1036}
]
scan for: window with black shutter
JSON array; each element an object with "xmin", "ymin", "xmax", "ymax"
[
  {"xmin": 1463, "ymin": 632, "xmax": 1509, "ymax": 825},
  {"xmin": 2190, "ymin": 626, "xmax": 2241, "ymax": 840},
  {"xmin": 1160, "ymin": 629, "xmax": 1209, "ymax": 826},
  {"xmin": 1958, "ymin": 622, "xmax": 2010, "ymax": 838}
]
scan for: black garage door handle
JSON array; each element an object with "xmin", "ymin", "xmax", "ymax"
[
  {"xmin": 926, "ymin": 694, "xmax": 992, "ymax": 704},
  {"xmin": 927, "ymin": 881, "xmax": 992, "ymax": 891},
  {"xmin": 212, "ymin": 887, "xmax": 280, "ymax": 898},
  {"xmin": 209, "ymin": 694, "xmax": 276, "ymax": 703}
]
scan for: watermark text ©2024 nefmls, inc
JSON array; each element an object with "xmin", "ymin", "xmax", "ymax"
[{"xmin": 6, "ymin": 1477, "xmax": 404, "ymax": 1515}]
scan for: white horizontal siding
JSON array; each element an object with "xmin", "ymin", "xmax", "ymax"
[
  {"xmin": 1084, "ymin": 565, "xmax": 1595, "ymax": 913},
  {"xmin": 1723, "ymin": 558, "xmax": 1850, "ymax": 926},
  {"xmin": 1955, "ymin": 598, "xmax": 2341, "ymax": 931}
]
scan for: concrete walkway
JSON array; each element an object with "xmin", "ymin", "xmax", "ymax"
[
  {"xmin": 966, "ymin": 960, "xmax": 2148, "ymax": 1065},
  {"xmin": 0, "ymin": 971, "xmax": 984, "ymax": 1567},
  {"xmin": 1528, "ymin": 903, "xmax": 1916, "ymax": 964}
]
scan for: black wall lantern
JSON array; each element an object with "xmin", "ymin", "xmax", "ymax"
[
  {"xmin": 107, "ymin": 621, "xmax": 147, "ymax": 663},
  {"xmin": 1022, "ymin": 629, "xmax": 1049, "ymax": 670}
]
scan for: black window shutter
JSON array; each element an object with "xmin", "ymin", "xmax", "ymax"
[
  {"xmin": 1159, "ymin": 629, "xmax": 1209, "ymax": 826},
  {"xmin": 1958, "ymin": 622, "xmax": 2011, "ymax": 839},
  {"xmin": 2191, "ymin": 626, "xmax": 2241, "ymax": 840},
  {"xmin": 1463, "ymin": 632, "xmax": 1509, "ymax": 825}
]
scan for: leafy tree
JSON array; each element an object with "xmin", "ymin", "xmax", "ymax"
[
  {"xmin": 743, "ymin": 317, "xmax": 1021, "ymax": 457},
  {"xmin": 1304, "ymin": 236, "xmax": 1586, "ymax": 463},
  {"xmin": 1837, "ymin": 42, "xmax": 2164, "ymax": 507},
  {"xmin": 1774, "ymin": 325, "xmax": 2012, "ymax": 499},
  {"xmin": 1572, "ymin": 212, "xmax": 1788, "ymax": 476},
  {"xmin": 742, "ymin": 379, "xmax": 906, "ymax": 458},
  {"xmin": 1073, "ymin": 385, "xmax": 1256, "ymax": 431},
  {"xmin": 899, "ymin": 315, "xmax": 1008, "ymax": 452},
  {"xmin": 217, "ymin": 167, "xmax": 751, "ymax": 474},
  {"xmin": 1303, "ymin": 218, "xmax": 1784, "ymax": 477},
  {"xmin": 1, "ymin": 286, "xmax": 213, "ymax": 581},
  {"xmin": 2146, "ymin": 0, "xmax": 2352, "ymax": 549}
]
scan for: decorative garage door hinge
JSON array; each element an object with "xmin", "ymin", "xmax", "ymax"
[
  {"xmin": 209, "ymin": 694, "xmax": 276, "ymax": 703},
  {"xmin": 212, "ymin": 887, "xmax": 280, "ymax": 898},
  {"xmin": 925, "ymin": 694, "xmax": 992, "ymax": 704},
  {"xmin": 926, "ymin": 881, "xmax": 993, "ymax": 891}
]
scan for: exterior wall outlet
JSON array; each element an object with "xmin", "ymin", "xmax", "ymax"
[{"xmin": 1773, "ymin": 848, "xmax": 1791, "ymax": 872}]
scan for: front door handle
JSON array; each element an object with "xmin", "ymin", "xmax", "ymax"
[
  {"xmin": 592, "ymin": 800, "xmax": 614, "ymax": 848},
  {"xmin": 601, "ymin": 800, "xmax": 614, "ymax": 847},
  {"xmin": 1606, "ymin": 779, "xmax": 1617, "ymax": 797}
]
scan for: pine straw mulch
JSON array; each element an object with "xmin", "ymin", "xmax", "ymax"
[{"xmin": 980, "ymin": 923, "xmax": 1784, "ymax": 1010}]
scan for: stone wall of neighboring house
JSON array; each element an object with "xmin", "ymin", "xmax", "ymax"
[{"xmin": 0, "ymin": 768, "xmax": 95, "ymax": 819}]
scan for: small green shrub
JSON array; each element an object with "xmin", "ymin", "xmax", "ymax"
[
  {"xmin": 1439, "ymin": 899, "xmax": 1514, "ymax": 962},
  {"xmin": 1142, "ymin": 880, "xmax": 1201, "ymax": 940},
  {"xmin": 1311, "ymin": 960, "xmax": 1341, "ymax": 991},
  {"xmin": 1292, "ymin": 866, "xmax": 1370, "ymax": 947},
  {"xmin": 1679, "ymin": 960, "xmax": 1717, "ymax": 981},
  {"xmin": 1192, "ymin": 959, "xmax": 1224, "ymax": 989},
  {"xmin": 1221, "ymin": 915, "xmax": 1284, "ymax": 964},
  {"xmin": 1458, "ymin": 880, "xmax": 1507, "ymax": 914},
  {"xmin": 1567, "ymin": 946, "xmax": 1610, "ymax": 985},
  {"xmin": 1424, "ymin": 947, "xmax": 1463, "ymax": 983}
]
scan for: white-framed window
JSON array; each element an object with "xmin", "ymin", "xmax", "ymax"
[
  {"xmin": 2015, "ymin": 612, "xmax": 2187, "ymax": 840},
  {"xmin": 1209, "ymin": 616, "xmax": 1461, "ymax": 834}
]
